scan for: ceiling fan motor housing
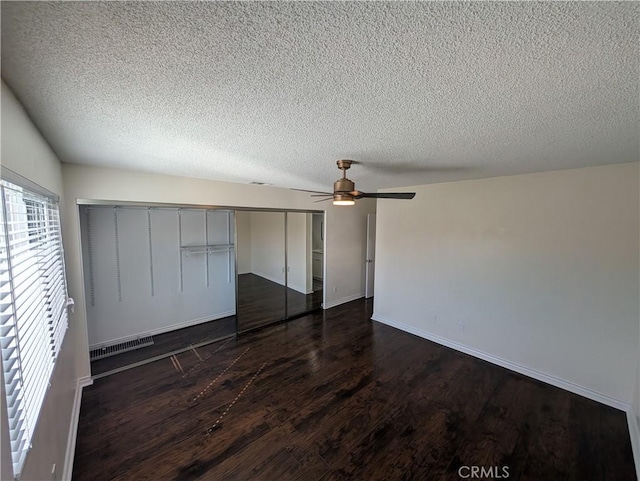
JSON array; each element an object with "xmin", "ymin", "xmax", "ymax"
[{"xmin": 334, "ymin": 178, "xmax": 355, "ymax": 193}]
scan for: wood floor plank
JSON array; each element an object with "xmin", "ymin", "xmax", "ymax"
[
  {"xmin": 438, "ymin": 373, "xmax": 536, "ymax": 481},
  {"xmin": 237, "ymin": 273, "xmax": 322, "ymax": 332}
]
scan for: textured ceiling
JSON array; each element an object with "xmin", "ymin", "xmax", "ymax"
[{"xmin": 1, "ymin": 2, "xmax": 638, "ymax": 191}]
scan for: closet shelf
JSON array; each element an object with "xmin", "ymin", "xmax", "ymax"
[{"xmin": 180, "ymin": 244, "xmax": 234, "ymax": 256}]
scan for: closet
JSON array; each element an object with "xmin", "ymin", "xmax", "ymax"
[{"xmin": 80, "ymin": 204, "xmax": 324, "ymax": 376}]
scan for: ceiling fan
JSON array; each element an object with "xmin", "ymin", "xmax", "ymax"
[{"xmin": 295, "ymin": 160, "xmax": 416, "ymax": 206}]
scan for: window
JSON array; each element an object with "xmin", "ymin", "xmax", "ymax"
[
  {"xmin": 0, "ymin": 179, "xmax": 68, "ymax": 477},
  {"xmin": 24, "ymin": 199, "xmax": 46, "ymax": 244}
]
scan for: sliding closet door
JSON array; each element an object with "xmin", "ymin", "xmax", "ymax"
[
  {"xmin": 286, "ymin": 212, "xmax": 321, "ymax": 318},
  {"xmin": 236, "ymin": 211, "xmax": 286, "ymax": 332}
]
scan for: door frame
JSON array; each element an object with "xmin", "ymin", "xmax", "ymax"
[{"xmin": 365, "ymin": 213, "xmax": 376, "ymax": 299}]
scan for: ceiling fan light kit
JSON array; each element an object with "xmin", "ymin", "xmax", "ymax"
[{"xmin": 332, "ymin": 193, "xmax": 355, "ymax": 206}]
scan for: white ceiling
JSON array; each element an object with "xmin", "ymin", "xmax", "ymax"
[{"xmin": 1, "ymin": 2, "xmax": 638, "ymax": 192}]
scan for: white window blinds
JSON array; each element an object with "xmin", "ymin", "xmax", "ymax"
[{"xmin": 0, "ymin": 179, "xmax": 68, "ymax": 477}]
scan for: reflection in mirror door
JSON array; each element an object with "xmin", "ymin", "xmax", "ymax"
[
  {"xmin": 312, "ymin": 213, "xmax": 324, "ymax": 303},
  {"xmin": 287, "ymin": 212, "xmax": 323, "ymax": 318},
  {"xmin": 235, "ymin": 210, "xmax": 324, "ymax": 334},
  {"xmin": 235, "ymin": 211, "xmax": 286, "ymax": 332}
]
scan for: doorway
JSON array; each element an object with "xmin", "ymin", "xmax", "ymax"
[{"xmin": 365, "ymin": 213, "xmax": 376, "ymax": 298}]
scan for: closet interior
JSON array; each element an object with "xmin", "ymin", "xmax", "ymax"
[{"xmin": 79, "ymin": 204, "xmax": 324, "ymax": 376}]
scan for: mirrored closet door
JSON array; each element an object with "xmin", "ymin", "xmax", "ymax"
[
  {"xmin": 235, "ymin": 211, "xmax": 286, "ymax": 332},
  {"xmin": 235, "ymin": 210, "xmax": 323, "ymax": 334},
  {"xmin": 286, "ymin": 212, "xmax": 322, "ymax": 318}
]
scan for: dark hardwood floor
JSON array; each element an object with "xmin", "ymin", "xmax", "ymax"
[
  {"xmin": 74, "ymin": 299, "xmax": 636, "ymax": 480},
  {"xmin": 237, "ymin": 273, "xmax": 322, "ymax": 332},
  {"xmin": 90, "ymin": 316, "xmax": 237, "ymax": 376},
  {"xmin": 91, "ymin": 274, "xmax": 322, "ymax": 375}
]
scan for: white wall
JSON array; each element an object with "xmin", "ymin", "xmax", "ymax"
[
  {"xmin": 324, "ymin": 201, "xmax": 372, "ymax": 308},
  {"xmin": 373, "ymin": 163, "xmax": 639, "ymax": 407},
  {"xmin": 287, "ymin": 212, "xmax": 313, "ymax": 294},
  {"xmin": 249, "ymin": 211, "xmax": 286, "ymax": 285},
  {"xmin": 61, "ymin": 163, "xmax": 375, "ymax": 381},
  {"xmin": 237, "ymin": 211, "xmax": 312, "ymax": 294},
  {"xmin": 236, "ymin": 210, "xmax": 252, "ymax": 274},
  {"xmin": 1, "ymin": 81, "xmax": 82, "ymax": 481}
]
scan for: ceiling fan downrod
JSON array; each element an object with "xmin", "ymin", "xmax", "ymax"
[{"xmin": 334, "ymin": 159, "xmax": 355, "ymax": 193}]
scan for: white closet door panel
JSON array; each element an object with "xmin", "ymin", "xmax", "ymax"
[
  {"xmin": 181, "ymin": 210, "xmax": 207, "ymax": 292},
  {"xmin": 207, "ymin": 210, "xmax": 232, "ymax": 245},
  {"xmin": 150, "ymin": 209, "xmax": 181, "ymax": 296},
  {"xmin": 180, "ymin": 210, "xmax": 212, "ymax": 325},
  {"xmin": 181, "ymin": 210, "xmax": 206, "ymax": 246},
  {"xmin": 250, "ymin": 212, "xmax": 285, "ymax": 284},
  {"xmin": 82, "ymin": 206, "xmax": 237, "ymax": 347},
  {"xmin": 117, "ymin": 209, "xmax": 151, "ymax": 301},
  {"xmin": 207, "ymin": 212, "xmax": 236, "ymax": 315},
  {"xmin": 85, "ymin": 207, "xmax": 120, "ymax": 346},
  {"xmin": 88, "ymin": 208, "xmax": 119, "ymax": 305},
  {"xmin": 116, "ymin": 208, "xmax": 156, "ymax": 333},
  {"xmin": 205, "ymin": 287, "xmax": 236, "ymax": 316},
  {"xmin": 147, "ymin": 209, "xmax": 183, "ymax": 334},
  {"xmin": 207, "ymin": 252, "xmax": 231, "ymax": 286}
]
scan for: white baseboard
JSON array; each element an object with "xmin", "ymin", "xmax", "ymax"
[
  {"xmin": 324, "ymin": 292, "xmax": 364, "ymax": 310},
  {"xmin": 62, "ymin": 376, "xmax": 93, "ymax": 481},
  {"xmin": 250, "ymin": 271, "xmax": 285, "ymax": 287},
  {"xmin": 371, "ymin": 313, "xmax": 630, "ymax": 412},
  {"xmin": 89, "ymin": 311, "xmax": 236, "ymax": 349},
  {"xmin": 287, "ymin": 281, "xmax": 312, "ymax": 295},
  {"xmin": 628, "ymin": 410, "xmax": 640, "ymax": 479}
]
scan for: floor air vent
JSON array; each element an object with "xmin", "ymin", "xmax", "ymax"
[{"xmin": 90, "ymin": 336, "xmax": 154, "ymax": 361}]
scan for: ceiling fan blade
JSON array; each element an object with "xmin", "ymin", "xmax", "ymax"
[
  {"xmin": 313, "ymin": 198, "xmax": 332, "ymax": 203},
  {"xmin": 310, "ymin": 194, "xmax": 334, "ymax": 197},
  {"xmin": 291, "ymin": 188, "xmax": 333, "ymax": 195},
  {"xmin": 354, "ymin": 192, "xmax": 416, "ymax": 200}
]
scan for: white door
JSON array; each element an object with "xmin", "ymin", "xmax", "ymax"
[{"xmin": 365, "ymin": 213, "xmax": 376, "ymax": 298}]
